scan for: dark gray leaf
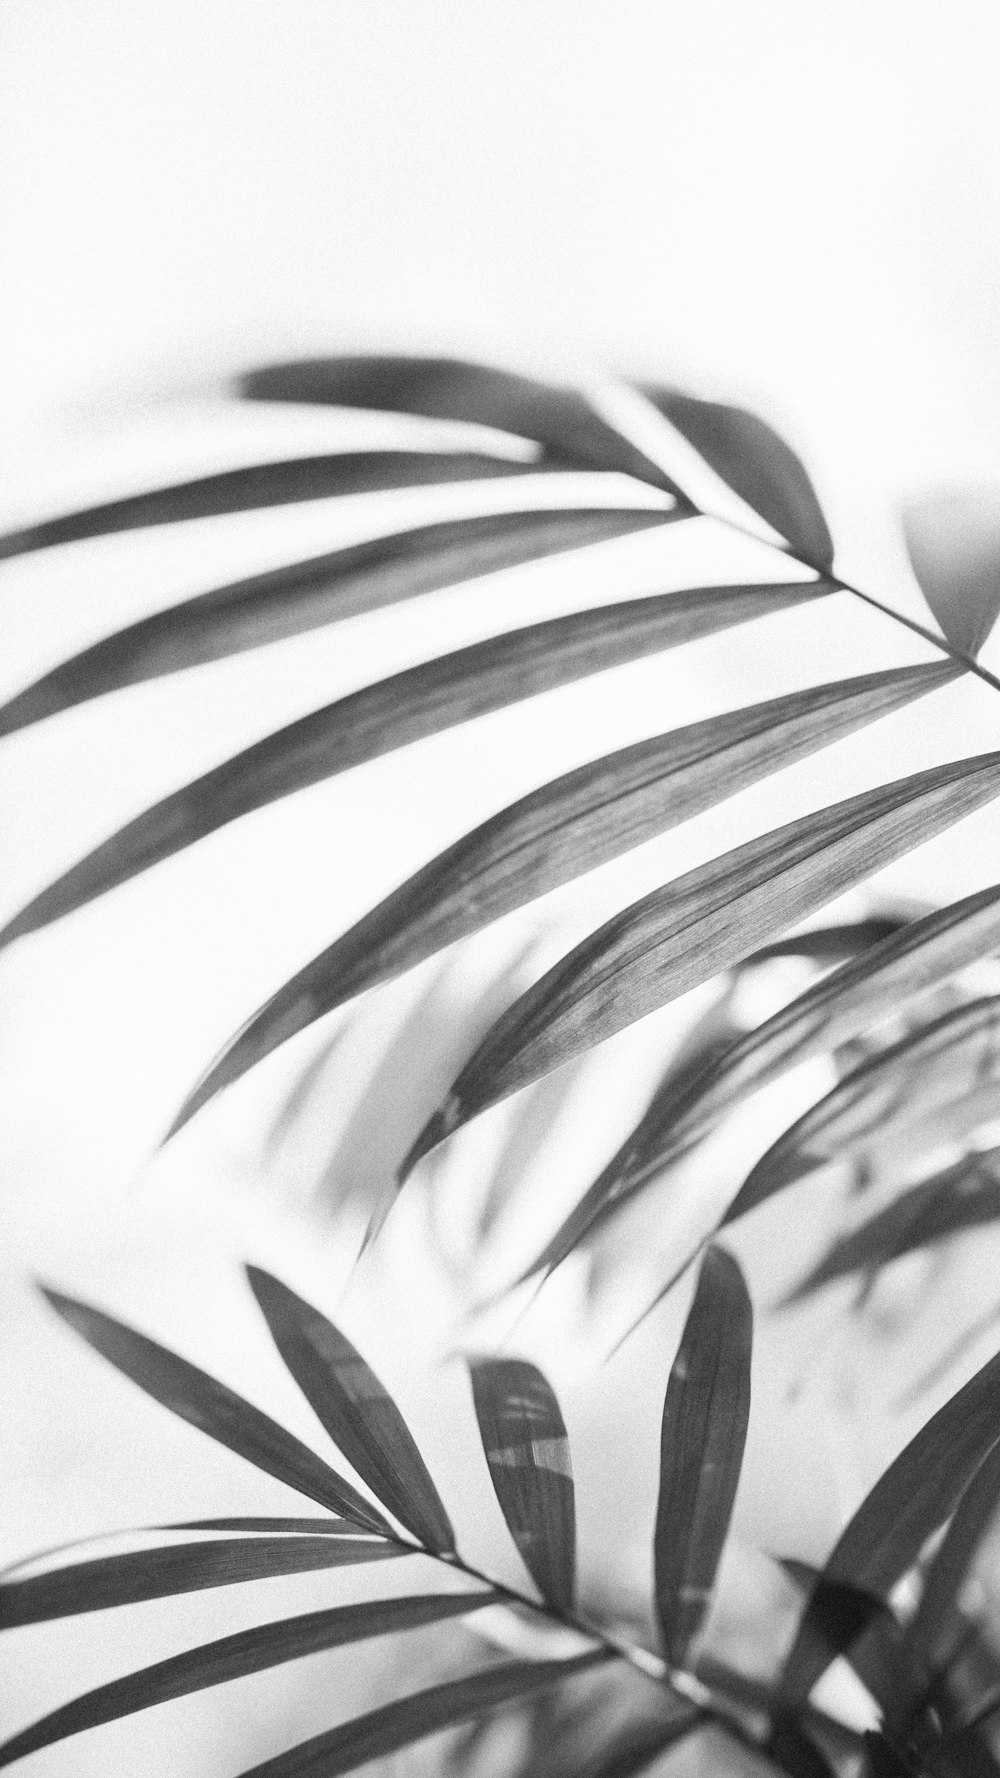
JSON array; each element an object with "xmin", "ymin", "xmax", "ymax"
[
  {"xmin": 654, "ymin": 1247, "xmax": 752, "ymax": 1665},
  {"xmin": 725, "ymin": 996, "xmax": 1000, "ymax": 1229},
  {"xmin": 235, "ymin": 1650, "xmax": 609, "ymax": 1778},
  {"xmin": 2, "ymin": 576, "xmax": 825, "ymax": 960},
  {"xmin": 41, "ymin": 1288, "xmax": 390, "ymax": 1532},
  {"xmin": 0, "ymin": 1536, "xmax": 404, "ymax": 1630},
  {"xmin": 0, "ymin": 1590, "xmax": 494, "ymax": 1767},
  {"xmin": 894, "ymin": 1439, "xmax": 1000, "ymax": 1728},
  {"xmin": 469, "ymin": 1358, "xmax": 575, "ymax": 1613},
  {"xmin": 785, "ymin": 1148, "xmax": 1000, "ymax": 1303},
  {"xmin": 0, "ymin": 507, "xmax": 670, "ymax": 738},
  {"xmin": 403, "ymin": 749, "xmax": 1000, "ymax": 1178},
  {"xmin": 0, "ymin": 451, "xmax": 550, "ymax": 562},
  {"xmin": 640, "ymin": 384, "xmax": 834, "ymax": 571},
  {"xmin": 247, "ymin": 1268, "xmax": 454, "ymax": 1553},
  {"xmin": 241, "ymin": 354, "xmax": 683, "ymax": 494},
  {"xmin": 780, "ymin": 1343, "xmax": 1000, "ymax": 1703}
]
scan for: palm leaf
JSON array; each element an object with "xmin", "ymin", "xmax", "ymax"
[
  {"xmin": 639, "ymin": 384, "xmax": 834, "ymax": 571},
  {"xmin": 402, "ymin": 749, "xmax": 1000, "ymax": 1177},
  {"xmin": 0, "ymin": 1535, "xmax": 405, "ymax": 1630},
  {"xmin": 504, "ymin": 885, "xmax": 1000, "ymax": 1283},
  {"xmin": 0, "ymin": 451, "xmax": 552, "ymax": 562},
  {"xmin": 0, "ymin": 507, "xmax": 671, "ymax": 738},
  {"xmin": 247, "ymin": 1268, "xmax": 454, "ymax": 1553},
  {"xmin": 2, "ymin": 577, "xmax": 825, "ymax": 958},
  {"xmin": 903, "ymin": 485, "xmax": 1000, "ymax": 658},
  {"xmin": 235, "ymin": 1649, "xmax": 609, "ymax": 1778},
  {"xmin": 468, "ymin": 1358, "xmax": 576, "ymax": 1613},
  {"xmin": 654, "ymin": 1246, "xmax": 752, "ymax": 1666},
  {"xmin": 893, "ymin": 1440, "xmax": 1000, "ymax": 1729},
  {"xmin": 239, "ymin": 353, "xmax": 682, "ymax": 493},
  {"xmin": 725, "ymin": 995, "xmax": 1000, "ymax": 1228},
  {"xmin": 0, "ymin": 1590, "xmax": 495, "ymax": 1768},
  {"xmin": 41, "ymin": 1289, "xmax": 390, "ymax": 1532},
  {"xmin": 780, "ymin": 1343, "xmax": 1000, "ymax": 1703},
  {"xmin": 785, "ymin": 1148, "xmax": 1000, "ymax": 1303}
]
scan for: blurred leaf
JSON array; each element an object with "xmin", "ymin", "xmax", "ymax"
[
  {"xmin": 469, "ymin": 1358, "xmax": 576, "ymax": 1612},
  {"xmin": 403, "ymin": 750, "xmax": 1000, "ymax": 1178},
  {"xmin": 780, "ymin": 1557, "xmax": 905, "ymax": 1716},
  {"xmin": 0, "ymin": 451, "xmax": 551, "ymax": 563},
  {"xmin": 240, "ymin": 353, "xmax": 683, "ymax": 494},
  {"xmin": 740, "ymin": 915, "xmax": 914, "ymax": 969},
  {"xmin": 858, "ymin": 1733, "xmax": 913, "ymax": 1778},
  {"xmin": 654, "ymin": 1246, "xmax": 752, "ymax": 1665},
  {"xmin": 895, "ymin": 1440, "xmax": 1000, "ymax": 1728},
  {"xmin": 0, "ymin": 1535, "xmax": 405, "ymax": 1630},
  {"xmin": 41, "ymin": 1288, "xmax": 391, "ymax": 1532},
  {"xmin": 640, "ymin": 384, "xmax": 834, "ymax": 571},
  {"xmin": 764, "ymin": 1715, "xmax": 838, "ymax": 1778},
  {"xmin": 786, "ymin": 1148, "xmax": 1000, "ymax": 1303},
  {"xmin": 247, "ymin": 1268, "xmax": 454, "ymax": 1553},
  {"xmin": 2, "ymin": 576, "xmax": 825, "ymax": 959},
  {"xmin": 513, "ymin": 888, "xmax": 1000, "ymax": 1283},
  {"xmin": 0, "ymin": 1590, "xmax": 494, "ymax": 1767},
  {"xmin": 780, "ymin": 1342, "xmax": 1000, "ymax": 1703},
  {"xmin": 0, "ymin": 507, "xmax": 671, "ymax": 738},
  {"xmin": 146, "ymin": 579, "xmax": 830, "ymax": 1135},
  {"xmin": 903, "ymin": 485, "xmax": 1000, "ymax": 657},
  {"xmin": 235, "ymin": 1649, "xmax": 609, "ymax": 1778},
  {"xmin": 725, "ymin": 996, "xmax": 1000, "ymax": 1229}
]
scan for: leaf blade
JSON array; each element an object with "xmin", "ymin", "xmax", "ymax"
[
  {"xmin": 725, "ymin": 995, "xmax": 1000, "ymax": 1229},
  {"xmin": 0, "ymin": 507, "xmax": 672, "ymax": 738},
  {"xmin": 1, "ymin": 577, "xmax": 826, "ymax": 957},
  {"xmin": 0, "ymin": 1536, "xmax": 405, "ymax": 1630},
  {"xmin": 780, "ymin": 1343, "xmax": 1000, "ymax": 1703},
  {"xmin": 654, "ymin": 1246, "xmax": 753, "ymax": 1665},
  {"xmin": 41, "ymin": 1289, "xmax": 390, "ymax": 1533},
  {"xmin": 640, "ymin": 384, "xmax": 834, "ymax": 571},
  {"xmin": 785, "ymin": 1147, "xmax": 1000, "ymax": 1303},
  {"xmin": 903, "ymin": 484, "xmax": 1000, "ymax": 657},
  {"xmin": 0, "ymin": 1590, "xmax": 495, "ymax": 1767},
  {"xmin": 240, "ymin": 353, "xmax": 682, "ymax": 493},
  {"xmin": 247, "ymin": 1268, "xmax": 454, "ymax": 1553},
  {"xmin": 469, "ymin": 1358, "xmax": 576, "ymax": 1613},
  {"xmin": 234, "ymin": 1650, "xmax": 608, "ymax": 1778},
  {"xmin": 404, "ymin": 749, "xmax": 1000, "ymax": 1174},
  {"xmin": 0, "ymin": 450, "xmax": 551, "ymax": 562}
]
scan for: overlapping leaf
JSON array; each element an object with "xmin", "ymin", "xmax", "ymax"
[
  {"xmin": 41, "ymin": 1289, "xmax": 391, "ymax": 1532},
  {"xmin": 401, "ymin": 748, "xmax": 1000, "ymax": 1177},
  {"xmin": 894, "ymin": 1439, "xmax": 1000, "ymax": 1730},
  {"xmin": 654, "ymin": 1247, "xmax": 752, "ymax": 1666},
  {"xmin": 1, "ymin": 576, "xmax": 826, "ymax": 958},
  {"xmin": 235, "ymin": 1650, "xmax": 609, "ymax": 1778},
  {"xmin": 0, "ymin": 1535, "xmax": 404, "ymax": 1630},
  {"xmin": 0, "ymin": 450, "xmax": 551, "ymax": 563},
  {"xmin": 508, "ymin": 888, "xmax": 1000, "ymax": 1284},
  {"xmin": 469, "ymin": 1359, "xmax": 576, "ymax": 1613},
  {"xmin": 0, "ymin": 1590, "xmax": 495, "ymax": 1767},
  {"xmin": 247, "ymin": 1267, "xmax": 454, "ymax": 1553},
  {"xmin": 240, "ymin": 353, "xmax": 683, "ymax": 494},
  {"xmin": 725, "ymin": 996, "xmax": 1000, "ymax": 1229},
  {"xmin": 786, "ymin": 1147, "xmax": 1000, "ymax": 1303},
  {"xmin": 780, "ymin": 1343, "xmax": 1000, "ymax": 1703},
  {"xmin": 639, "ymin": 384, "xmax": 834, "ymax": 572},
  {"xmin": 0, "ymin": 507, "xmax": 671, "ymax": 738}
]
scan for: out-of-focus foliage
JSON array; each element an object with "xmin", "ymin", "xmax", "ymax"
[{"xmin": 6, "ymin": 353, "xmax": 1000, "ymax": 1774}]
